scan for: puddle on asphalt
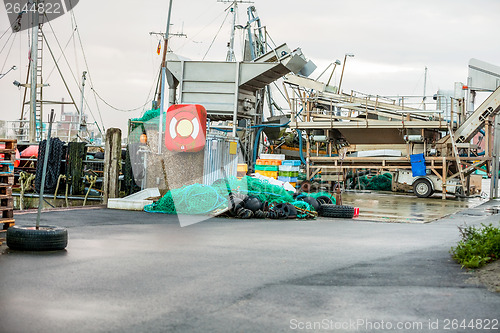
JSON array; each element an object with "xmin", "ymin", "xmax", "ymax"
[{"xmin": 340, "ymin": 191, "xmax": 486, "ymax": 223}]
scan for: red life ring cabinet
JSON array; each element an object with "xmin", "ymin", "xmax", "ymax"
[{"xmin": 165, "ymin": 104, "xmax": 207, "ymax": 152}]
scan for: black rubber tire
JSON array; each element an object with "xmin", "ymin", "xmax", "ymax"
[
  {"xmin": 6, "ymin": 225, "xmax": 68, "ymax": 251},
  {"xmin": 300, "ymin": 196, "xmax": 320, "ymax": 212},
  {"xmin": 286, "ymin": 203, "xmax": 298, "ymax": 218},
  {"xmin": 320, "ymin": 204, "xmax": 355, "ymax": 218},
  {"xmin": 413, "ymin": 178, "xmax": 433, "ymax": 198},
  {"xmin": 244, "ymin": 196, "xmax": 263, "ymax": 212},
  {"xmin": 316, "ymin": 195, "xmax": 333, "ymax": 205}
]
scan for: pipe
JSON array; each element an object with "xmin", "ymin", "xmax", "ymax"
[{"xmin": 251, "ymin": 122, "xmax": 290, "ymax": 169}]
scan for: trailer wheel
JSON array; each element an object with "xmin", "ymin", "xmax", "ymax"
[{"xmin": 413, "ymin": 178, "xmax": 433, "ymax": 198}]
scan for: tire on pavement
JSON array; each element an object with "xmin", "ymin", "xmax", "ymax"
[
  {"xmin": 7, "ymin": 225, "xmax": 68, "ymax": 251},
  {"xmin": 320, "ymin": 204, "xmax": 355, "ymax": 218}
]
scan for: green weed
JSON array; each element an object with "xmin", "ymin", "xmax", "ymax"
[{"xmin": 450, "ymin": 223, "xmax": 500, "ymax": 269}]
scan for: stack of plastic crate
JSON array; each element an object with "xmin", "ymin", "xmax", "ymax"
[
  {"xmin": 237, "ymin": 164, "xmax": 248, "ymax": 179},
  {"xmin": 278, "ymin": 160, "xmax": 300, "ymax": 187},
  {"xmin": 255, "ymin": 154, "xmax": 285, "ymax": 179}
]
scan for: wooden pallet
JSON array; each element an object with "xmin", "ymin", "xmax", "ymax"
[
  {"xmin": 0, "ymin": 139, "xmax": 17, "ymax": 149},
  {"xmin": 0, "ymin": 175, "xmax": 14, "ymax": 185},
  {"xmin": 0, "ymin": 139, "xmax": 16, "ymax": 237},
  {"xmin": 1, "ymin": 208, "xmax": 14, "ymax": 219},
  {"xmin": 0, "ymin": 149, "xmax": 16, "ymax": 163},
  {"xmin": 1, "ymin": 218, "xmax": 15, "ymax": 230},
  {"xmin": 1, "ymin": 197, "xmax": 13, "ymax": 208},
  {"xmin": 0, "ymin": 184, "xmax": 13, "ymax": 198},
  {"xmin": 0, "ymin": 162, "xmax": 14, "ymax": 176}
]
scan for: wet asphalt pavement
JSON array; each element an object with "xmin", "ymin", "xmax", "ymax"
[{"xmin": 0, "ymin": 201, "xmax": 499, "ymax": 333}]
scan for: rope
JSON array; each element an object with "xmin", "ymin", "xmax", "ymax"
[{"xmin": 90, "ymin": 87, "xmax": 153, "ymax": 112}]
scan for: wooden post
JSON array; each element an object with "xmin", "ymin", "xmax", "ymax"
[
  {"xmin": 103, "ymin": 128, "xmax": 122, "ymax": 204},
  {"xmin": 442, "ymin": 157, "xmax": 447, "ymax": 200}
]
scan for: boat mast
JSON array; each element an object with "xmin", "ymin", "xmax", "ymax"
[
  {"xmin": 226, "ymin": 1, "xmax": 237, "ymax": 61},
  {"xmin": 158, "ymin": 0, "xmax": 174, "ymax": 154},
  {"xmin": 218, "ymin": 0, "xmax": 253, "ymax": 62},
  {"xmin": 78, "ymin": 71, "xmax": 87, "ymax": 139},
  {"xmin": 422, "ymin": 66, "xmax": 427, "ymax": 110}
]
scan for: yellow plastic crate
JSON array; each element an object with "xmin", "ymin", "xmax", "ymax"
[{"xmin": 255, "ymin": 170, "xmax": 278, "ymax": 178}]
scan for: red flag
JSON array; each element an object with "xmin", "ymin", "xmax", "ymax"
[{"xmin": 157, "ymin": 41, "xmax": 161, "ymax": 55}]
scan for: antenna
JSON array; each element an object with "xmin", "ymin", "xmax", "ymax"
[{"xmin": 217, "ymin": 0, "xmax": 253, "ymax": 62}]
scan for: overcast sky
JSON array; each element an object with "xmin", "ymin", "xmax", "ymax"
[{"xmin": 1, "ymin": 0, "xmax": 499, "ymax": 136}]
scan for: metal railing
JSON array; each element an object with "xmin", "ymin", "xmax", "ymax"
[{"xmin": 5, "ymin": 120, "xmax": 101, "ymax": 143}]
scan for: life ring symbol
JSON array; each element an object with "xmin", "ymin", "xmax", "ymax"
[
  {"xmin": 165, "ymin": 104, "xmax": 207, "ymax": 153},
  {"xmin": 169, "ymin": 115, "xmax": 200, "ymax": 140}
]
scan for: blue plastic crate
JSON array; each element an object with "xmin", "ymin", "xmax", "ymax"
[
  {"xmin": 278, "ymin": 176, "xmax": 298, "ymax": 183},
  {"xmin": 281, "ymin": 160, "xmax": 301, "ymax": 167}
]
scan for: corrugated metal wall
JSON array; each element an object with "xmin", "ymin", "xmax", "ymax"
[{"xmin": 203, "ymin": 135, "xmax": 239, "ymax": 185}]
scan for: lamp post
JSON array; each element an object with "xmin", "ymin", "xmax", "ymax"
[
  {"xmin": 0, "ymin": 65, "xmax": 16, "ymax": 79},
  {"xmin": 326, "ymin": 59, "xmax": 342, "ymax": 86},
  {"xmin": 337, "ymin": 53, "xmax": 354, "ymax": 94}
]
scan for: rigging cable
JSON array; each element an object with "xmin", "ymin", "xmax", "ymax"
[
  {"xmin": 45, "ymin": 27, "xmax": 77, "ymax": 81},
  {"xmin": 69, "ymin": 9, "xmax": 105, "ymax": 132},
  {"xmin": 44, "ymin": 16, "xmax": 103, "ymax": 135},
  {"xmin": 175, "ymin": 4, "xmax": 226, "ymax": 53},
  {"xmin": 89, "ymin": 46, "xmax": 162, "ymax": 113},
  {"xmin": 0, "ymin": 32, "xmax": 17, "ymax": 74},
  {"xmin": 202, "ymin": 9, "xmax": 230, "ymax": 60},
  {"xmin": 0, "ymin": 32, "xmax": 14, "ymax": 57},
  {"xmin": 0, "ymin": 18, "xmax": 18, "ymax": 42}
]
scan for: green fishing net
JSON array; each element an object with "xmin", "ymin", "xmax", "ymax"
[
  {"xmin": 145, "ymin": 176, "xmax": 311, "ymax": 215},
  {"xmin": 353, "ymin": 172, "xmax": 392, "ymax": 191}
]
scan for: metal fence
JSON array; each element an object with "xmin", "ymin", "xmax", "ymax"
[{"xmin": 203, "ymin": 134, "xmax": 239, "ymax": 186}]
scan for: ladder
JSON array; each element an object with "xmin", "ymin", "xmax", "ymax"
[
  {"xmin": 35, "ymin": 28, "xmax": 44, "ymax": 140},
  {"xmin": 448, "ymin": 125, "xmax": 466, "ymax": 194}
]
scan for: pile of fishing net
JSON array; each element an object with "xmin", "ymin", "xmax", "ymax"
[
  {"xmin": 144, "ymin": 176, "xmax": 336, "ymax": 220},
  {"xmin": 353, "ymin": 172, "xmax": 392, "ymax": 191},
  {"xmin": 130, "ymin": 109, "xmax": 162, "ymax": 123}
]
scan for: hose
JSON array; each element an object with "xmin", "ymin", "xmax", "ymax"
[
  {"xmin": 83, "ymin": 175, "xmax": 97, "ymax": 206},
  {"xmin": 19, "ymin": 172, "xmax": 35, "ymax": 210},
  {"xmin": 296, "ymin": 129, "xmax": 307, "ymax": 165},
  {"xmin": 53, "ymin": 174, "xmax": 66, "ymax": 200},
  {"xmin": 251, "ymin": 122, "xmax": 290, "ymax": 170}
]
